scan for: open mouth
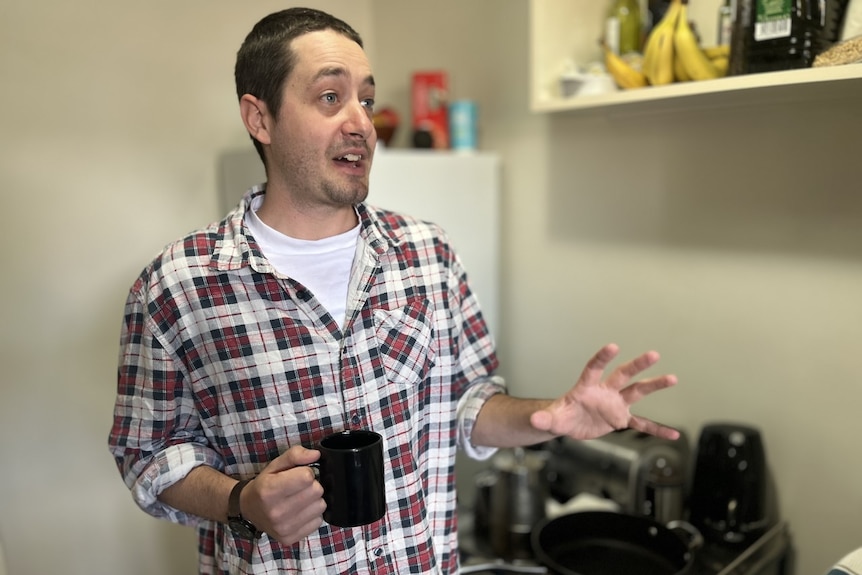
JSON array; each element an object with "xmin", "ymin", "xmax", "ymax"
[{"xmin": 336, "ymin": 153, "xmax": 363, "ymax": 167}]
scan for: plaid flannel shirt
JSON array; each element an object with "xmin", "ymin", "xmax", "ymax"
[{"xmin": 108, "ymin": 186, "xmax": 504, "ymax": 574}]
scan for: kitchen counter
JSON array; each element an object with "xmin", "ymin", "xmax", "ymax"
[{"xmin": 457, "ymin": 507, "xmax": 793, "ymax": 575}]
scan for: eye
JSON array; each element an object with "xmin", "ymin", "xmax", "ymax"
[
  {"xmin": 362, "ymin": 98, "xmax": 375, "ymax": 112},
  {"xmin": 321, "ymin": 93, "xmax": 338, "ymax": 105}
]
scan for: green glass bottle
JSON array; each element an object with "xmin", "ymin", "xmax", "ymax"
[{"xmin": 606, "ymin": 0, "xmax": 643, "ymax": 55}]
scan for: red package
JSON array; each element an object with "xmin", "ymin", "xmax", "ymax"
[{"xmin": 411, "ymin": 71, "xmax": 449, "ymax": 149}]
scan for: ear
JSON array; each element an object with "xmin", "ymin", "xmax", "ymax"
[{"xmin": 239, "ymin": 94, "xmax": 273, "ymax": 145}]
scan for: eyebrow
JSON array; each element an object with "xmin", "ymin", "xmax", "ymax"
[{"xmin": 312, "ymin": 66, "xmax": 375, "ymax": 87}]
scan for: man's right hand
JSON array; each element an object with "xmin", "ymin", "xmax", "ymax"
[{"xmin": 240, "ymin": 445, "xmax": 325, "ymax": 546}]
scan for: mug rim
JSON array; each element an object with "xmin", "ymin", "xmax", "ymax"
[{"xmin": 319, "ymin": 429, "xmax": 382, "ymax": 451}]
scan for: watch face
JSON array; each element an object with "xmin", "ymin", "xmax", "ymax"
[{"xmin": 228, "ymin": 517, "xmax": 259, "ymax": 539}]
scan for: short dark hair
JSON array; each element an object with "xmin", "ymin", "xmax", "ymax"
[{"xmin": 234, "ymin": 7, "xmax": 364, "ymax": 166}]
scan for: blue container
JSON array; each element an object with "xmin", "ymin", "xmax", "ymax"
[{"xmin": 449, "ymin": 100, "xmax": 478, "ymax": 151}]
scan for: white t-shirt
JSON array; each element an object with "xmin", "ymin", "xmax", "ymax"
[{"xmin": 245, "ymin": 197, "xmax": 360, "ymax": 329}]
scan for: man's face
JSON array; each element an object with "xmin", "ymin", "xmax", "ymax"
[{"xmin": 266, "ymin": 30, "xmax": 377, "ymax": 209}]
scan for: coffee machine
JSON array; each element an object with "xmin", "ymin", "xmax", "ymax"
[{"xmin": 543, "ymin": 428, "xmax": 691, "ymax": 524}]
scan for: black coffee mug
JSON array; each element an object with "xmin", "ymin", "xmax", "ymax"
[{"xmin": 316, "ymin": 429, "xmax": 386, "ymax": 527}]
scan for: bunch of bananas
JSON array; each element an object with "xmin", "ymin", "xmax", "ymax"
[{"xmin": 604, "ymin": 0, "xmax": 730, "ymax": 90}]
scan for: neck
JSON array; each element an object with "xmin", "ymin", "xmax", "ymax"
[{"xmin": 255, "ymin": 192, "xmax": 358, "ymax": 240}]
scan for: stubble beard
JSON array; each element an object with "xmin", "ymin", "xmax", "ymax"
[
  {"xmin": 277, "ymin": 145, "xmax": 370, "ymax": 209},
  {"xmin": 321, "ymin": 178, "xmax": 369, "ymax": 207}
]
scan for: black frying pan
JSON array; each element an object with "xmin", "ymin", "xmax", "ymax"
[{"xmin": 531, "ymin": 511, "xmax": 701, "ymax": 575}]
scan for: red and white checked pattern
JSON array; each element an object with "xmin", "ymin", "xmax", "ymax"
[{"xmin": 109, "ymin": 187, "xmax": 503, "ymax": 574}]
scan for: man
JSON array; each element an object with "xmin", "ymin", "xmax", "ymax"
[{"xmin": 108, "ymin": 7, "xmax": 679, "ymax": 574}]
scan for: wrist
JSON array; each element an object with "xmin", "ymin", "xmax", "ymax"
[{"xmin": 227, "ymin": 478, "xmax": 261, "ymax": 539}]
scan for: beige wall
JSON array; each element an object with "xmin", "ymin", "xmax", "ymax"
[
  {"xmin": 371, "ymin": 3, "xmax": 862, "ymax": 575},
  {"xmin": 2, "ymin": 1, "xmax": 860, "ymax": 574},
  {"xmin": 0, "ymin": 2, "xmax": 372, "ymax": 574}
]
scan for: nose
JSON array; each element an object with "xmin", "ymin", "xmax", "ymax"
[{"xmin": 342, "ymin": 101, "xmax": 374, "ymax": 141}]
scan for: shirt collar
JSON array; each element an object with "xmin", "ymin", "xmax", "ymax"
[{"xmin": 209, "ymin": 186, "xmax": 405, "ymax": 273}]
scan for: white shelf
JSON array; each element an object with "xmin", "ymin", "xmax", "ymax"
[
  {"xmin": 530, "ymin": 0, "xmax": 862, "ymax": 115},
  {"xmin": 535, "ymin": 63, "xmax": 862, "ymax": 114}
]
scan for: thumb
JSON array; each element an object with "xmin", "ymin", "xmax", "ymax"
[
  {"xmin": 264, "ymin": 445, "xmax": 320, "ymax": 475},
  {"xmin": 530, "ymin": 409, "xmax": 553, "ymax": 432}
]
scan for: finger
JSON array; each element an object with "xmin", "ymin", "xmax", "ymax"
[
  {"xmin": 627, "ymin": 414, "xmax": 681, "ymax": 440},
  {"xmin": 260, "ymin": 478, "xmax": 326, "ymax": 545},
  {"xmin": 257, "ymin": 464, "xmax": 324, "ymax": 513},
  {"xmin": 581, "ymin": 343, "xmax": 620, "ymax": 378},
  {"xmin": 273, "ymin": 515, "xmax": 325, "ymax": 547},
  {"xmin": 606, "ymin": 350, "xmax": 661, "ymax": 389},
  {"xmin": 265, "ymin": 445, "xmax": 321, "ymax": 474},
  {"xmin": 619, "ymin": 374, "xmax": 678, "ymax": 404},
  {"xmin": 530, "ymin": 409, "xmax": 553, "ymax": 432}
]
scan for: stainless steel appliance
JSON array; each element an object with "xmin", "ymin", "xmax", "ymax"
[
  {"xmin": 475, "ymin": 448, "xmax": 550, "ymax": 560},
  {"xmin": 544, "ymin": 429, "xmax": 691, "ymax": 524},
  {"xmin": 458, "ymin": 427, "xmax": 793, "ymax": 575}
]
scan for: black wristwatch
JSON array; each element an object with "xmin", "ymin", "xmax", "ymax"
[{"xmin": 227, "ymin": 479, "xmax": 262, "ymax": 539}]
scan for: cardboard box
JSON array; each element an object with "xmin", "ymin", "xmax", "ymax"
[{"xmin": 411, "ymin": 71, "xmax": 449, "ymax": 149}]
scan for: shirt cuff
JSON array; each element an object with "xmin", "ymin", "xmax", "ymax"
[
  {"xmin": 457, "ymin": 375, "xmax": 507, "ymax": 461},
  {"xmin": 131, "ymin": 443, "xmax": 224, "ymax": 526}
]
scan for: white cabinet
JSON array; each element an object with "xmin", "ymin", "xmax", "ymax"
[{"xmin": 530, "ymin": 0, "xmax": 862, "ymax": 114}]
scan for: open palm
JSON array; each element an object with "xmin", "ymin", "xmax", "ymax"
[{"xmin": 530, "ymin": 343, "xmax": 680, "ymax": 441}]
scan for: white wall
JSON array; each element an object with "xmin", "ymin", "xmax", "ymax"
[
  {"xmin": 2, "ymin": 1, "xmax": 860, "ymax": 574},
  {"xmin": 0, "ymin": 2, "xmax": 371, "ymax": 574},
  {"xmin": 369, "ymin": 2, "xmax": 862, "ymax": 575},
  {"xmin": 528, "ymin": 103, "xmax": 862, "ymax": 575}
]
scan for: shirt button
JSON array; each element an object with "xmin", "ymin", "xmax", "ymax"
[
  {"xmin": 373, "ymin": 548, "xmax": 383, "ymax": 557},
  {"xmin": 351, "ymin": 413, "xmax": 362, "ymax": 425}
]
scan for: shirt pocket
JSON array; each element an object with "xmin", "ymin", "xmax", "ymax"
[{"xmin": 373, "ymin": 297, "xmax": 437, "ymax": 386}]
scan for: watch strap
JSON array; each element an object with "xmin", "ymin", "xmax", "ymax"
[
  {"xmin": 227, "ymin": 478, "xmax": 261, "ymax": 539},
  {"xmin": 228, "ymin": 478, "xmax": 253, "ymax": 519}
]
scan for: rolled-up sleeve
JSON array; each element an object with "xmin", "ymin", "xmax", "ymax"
[
  {"xmin": 130, "ymin": 443, "xmax": 223, "ymax": 525},
  {"xmin": 456, "ymin": 374, "xmax": 506, "ymax": 460},
  {"xmin": 108, "ymin": 286, "xmax": 223, "ymax": 526}
]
